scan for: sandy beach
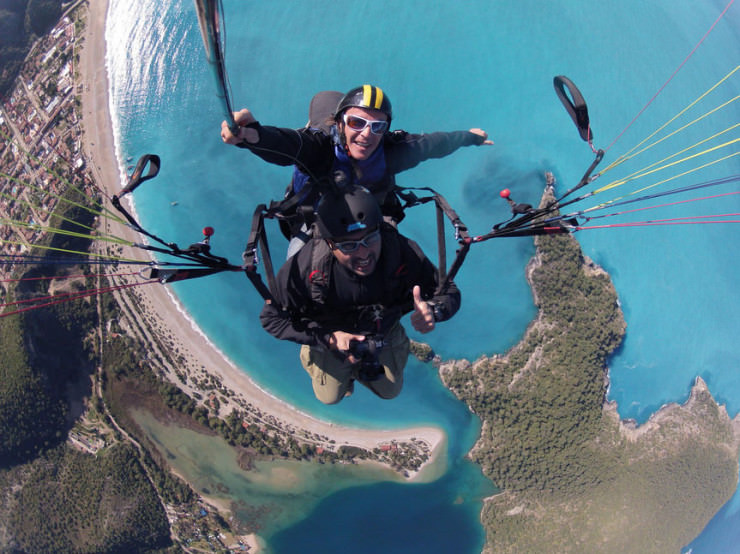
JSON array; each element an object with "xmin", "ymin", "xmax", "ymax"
[{"xmin": 77, "ymin": 0, "xmax": 444, "ymax": 474}]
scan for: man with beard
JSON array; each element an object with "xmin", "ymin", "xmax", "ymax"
[{"xmin": 259, "ymin": 185, "xmax": 461, "ymax": 404}]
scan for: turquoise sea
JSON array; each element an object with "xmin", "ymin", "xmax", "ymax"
[{"xmin": 105, "ymin": 1, "xmax": 740, "ymax": 551}]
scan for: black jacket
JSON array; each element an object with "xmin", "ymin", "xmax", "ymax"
[
  {"xmin": 239, "ymin": 125, "xmax": 485, "ymax": 219},
  {"xmin": 260, "ymin": 224, "xmax": 461, "ymax": 347}
]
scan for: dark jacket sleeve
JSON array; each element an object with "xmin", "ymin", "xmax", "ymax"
[
  {"xmin": 401, "ymin": 235, "xmax": 461, "ymax": 323},
  {"xmin": 237, "ymin": 123, "xmax": 333, "ymax": 174},
  {"xmin": 385, "ymin": 130, "xmax": 485, "ymax": 175},
  {"xmin": 428, "ymin": 281, "xmax": 461, "ymax": 322},
  {"xmin": 258, "ymin": 250, "xmax": 331, "ymax": 347}
]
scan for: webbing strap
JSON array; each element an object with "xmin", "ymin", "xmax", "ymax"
[
  {"xmin": 436, "ymin": 202, "xmax": 447, "ymax": 283},
  {"xmin": 243, "ymin": 204, "xmax": 277, "ymax": 302},
  {"xmin": 394, "ymin": 186, "xmax": 472, "ymax": 296},
  {"xmin": 194, "ymin": 0, "xmax": 238, "ymax": 134},
  {"xmin": 148, "ymin": 266, "xmax": 231, "ymax": 283},
  {"xmin": 118, "ymin": 154, "xmax": 161, "ymax": 196}
]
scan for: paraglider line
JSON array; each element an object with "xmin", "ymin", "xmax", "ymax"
[
  {"xmin": 0, "ymin": 279, "xmax": 158, "ymax": 318},
  {"xmin": 584, "ymin": 192, "xmax": 740, "ymax": 220},
  {"xmin": 604, "ymin": 0, "xmax": 736, "ymax": 153},
  {"xmin": 577, "ymin": 216, "xmax": 740, "ymax": 231},
  {"xmin": 0, "ymin": 271, "xmax": 141, "ymax": 283}
]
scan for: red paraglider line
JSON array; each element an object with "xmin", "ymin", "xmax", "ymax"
[
  {"xmin": 582, "ymin": 191, "xmax": 740, "ymax": 220},
  {"xmin": 0, "ymin": 280, "xmax": 158, "ymax": 318},
  {"xmin": 577, "ymin": 214, "xmax": 740, "ymax": 231},
  {"xmin": 0, "ymin": 271, "xmax": 141, "ymax": 283}
]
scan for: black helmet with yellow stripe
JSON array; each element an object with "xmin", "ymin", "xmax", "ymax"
[{"xmin": 335, "ymin": 85, "xmax": 393, "ymax": 124}]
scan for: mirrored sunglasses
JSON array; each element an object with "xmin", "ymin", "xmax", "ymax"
[
  {"xmin": 343, "ymin": 114, "xmax": 389, "ymax": 135},
  {"xmin": 333, "ymin": 229, "xmax": 381, "ymax": 254}
]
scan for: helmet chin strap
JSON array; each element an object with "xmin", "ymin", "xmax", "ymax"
[
  {"xmin": 330, "ymin": 119, "xmax": 353, "ymax": 160},
  {"xmin": 337, "ymin": 121, "xmax": 353, "ymax": 159}
]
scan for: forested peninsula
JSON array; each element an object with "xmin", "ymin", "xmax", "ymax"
[{"xmin": 440, "ymin": 194, "xmax": 740, "ymax": 553}]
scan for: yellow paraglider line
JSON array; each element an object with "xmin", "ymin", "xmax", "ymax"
[
  {"xmin": 601, "ymin": 65, "xmax": 739, "ymax": 175},
  {"xmin": 584, "ymin": 149, "xmax": 740, "ymax": 212}
]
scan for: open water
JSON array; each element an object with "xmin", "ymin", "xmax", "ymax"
[{"xmin": 105, "ymin": 1, "xmax": 740, "ymax": 551}]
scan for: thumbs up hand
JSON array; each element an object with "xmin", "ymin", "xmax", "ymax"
[{"xmin": 410, "ymin": 285, "xmax": 435, "ymax": 334}]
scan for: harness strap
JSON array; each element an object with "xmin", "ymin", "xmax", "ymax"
[
  {"xmin": 436, "ymin": 202, "xmax": 447, "ymax": 283},
  {"xmin": 148, "ymin": 266, "xmax": 232, "ymax": 283},
  {"xmin": 308, "ymin": 239, "xmax": 332, "ymax": 304},
  {"xmin": 242, "ymin": 203, "xmax": 278, "ymax": 302},
  {"xmin": 394, "ymin": 186, "xmax": 470, "ymax": 296}
]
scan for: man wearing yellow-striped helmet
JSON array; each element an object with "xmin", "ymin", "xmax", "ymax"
[
  {"xmin": 220, "ymin": 84, "xmax": 492, "ymax": 242},
  {"xmin": 334, "ymin": 85, "xmax": 393, "ymax": 161}
]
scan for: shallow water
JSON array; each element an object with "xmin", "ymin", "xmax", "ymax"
[{"xmin": 131, "ymin": 408, "xmax": 411, "ymax": 534}]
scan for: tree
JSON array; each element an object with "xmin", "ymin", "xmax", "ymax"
[
  {"xmin": 0, "ymin": 10, "xmax": 24, "ymax": 46},
  {"xmin": 25, "ymin": 0, "xmax": 62, "ymax": 37}
]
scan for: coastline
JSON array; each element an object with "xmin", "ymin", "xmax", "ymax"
[{"xmin": 78, "ymin": 0, "xmax": 444, "ymax": 476}]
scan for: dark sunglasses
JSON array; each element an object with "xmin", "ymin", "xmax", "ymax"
[
  {"xmin": 342, "ymin": 114, "xmax": 389, "ymax": 135},
  {"xmin": 332, "ymin": 229, "xmax": 382, "ymax": 253}
]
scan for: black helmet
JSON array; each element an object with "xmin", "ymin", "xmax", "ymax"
[
  {"xmin": 335, "ymin": 85, "xmax": 392, "ymax": 123},
  {"xmin": 315, "ymin": 185, "xmax": 382, "ymax": 239}
]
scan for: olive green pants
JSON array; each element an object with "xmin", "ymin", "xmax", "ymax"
[{"xmin": 300, "ymin": 321, "xmax": 409, "ymax": 404}]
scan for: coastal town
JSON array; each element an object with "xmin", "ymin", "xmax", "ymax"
[{"xmin": 0, "ymin": 6, "xmax": 99, "ymax": 282}]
